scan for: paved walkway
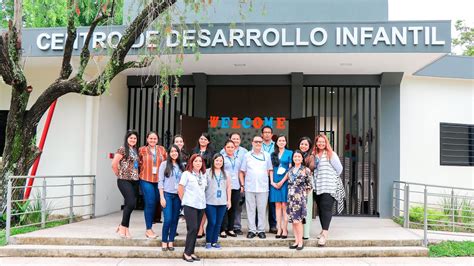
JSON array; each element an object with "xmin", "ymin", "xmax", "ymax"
[
  {"xmin": 0, "ymin": 257, "xmax": 473, "ymax": 266},
  {"xmin": 12, "ymin": 211, "xmax": 422, "ymax": 242}
]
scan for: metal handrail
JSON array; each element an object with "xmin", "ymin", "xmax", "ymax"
[
  {"xmin": 5, "ymin": 175, "xmax": 96, "ymax": 244},
  {"xmin": 392, "ymin": 181, "xmax": 474, "ymax": 247}
]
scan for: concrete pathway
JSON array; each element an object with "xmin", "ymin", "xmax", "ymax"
[
  {"xmin": 11, "ymin": 211, "xmax": 422, "ymax": 242},
  {"xmin": 0, "ymin": 257, "xmax": 473, "ymax": 266}
]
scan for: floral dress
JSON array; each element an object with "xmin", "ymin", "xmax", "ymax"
[{"xmin": 286, "ymin": 166, "xmax": 313, "ymax": 223}]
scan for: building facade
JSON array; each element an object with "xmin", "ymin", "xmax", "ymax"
[{"xmin": 0, "ymin": 0, "xmax": 473, "ymax": 217}]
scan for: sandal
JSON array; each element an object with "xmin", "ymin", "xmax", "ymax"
[
  {"xmin": 226, "ymin": 230, "xmax": 237, "ymax": 237},
  {"xmin": 220, "ymin": 232, "xmax": 227, "ymax": 238}
]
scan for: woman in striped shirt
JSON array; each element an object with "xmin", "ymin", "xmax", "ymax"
[
  {"xmin": 312, "ymin": 134, "xmax": 343, "ymax": 246},
  {"xmin": 139, "ymin": 131, "xmax": 167, "ymax": 239}
]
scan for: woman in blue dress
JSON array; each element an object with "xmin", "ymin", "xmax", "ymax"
[{"xmin": 269, "ymin": 135, "xmax": 293, "ymax": 239}]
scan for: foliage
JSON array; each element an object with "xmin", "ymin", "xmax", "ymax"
[
  {"xmin": 452, "ymin": 20, "xmax": 474, "ymax": 56},
  {"xmin": 393, "ymin": 199, "xmax": 474, "ymax": 233},
  {"xmin": 0, "ymin": 0, "xmax": 123, "ymax": 28},
  {"xmin": 0, "ymin": 220, "xmax": 67, "ymax": 246},
  {"xmin": 429, "ymin": 241, "xmax": 474, "ymax": 257}
]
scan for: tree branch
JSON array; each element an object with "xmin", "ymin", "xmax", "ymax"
[
  {"xmin": 27, "ymin": 0, "xmax": 177, "ymax": 127},
  {"xmin": 59, "ymin": 0, "xmax": 77, "ymax": 80},
  {"xmin": 76, "ymin": 2, "xmax": 114, "ymax": 79}
]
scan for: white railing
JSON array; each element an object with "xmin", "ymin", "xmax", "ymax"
[
  {"xmin": 5, "ymin": 175, "xmax": 96, "ymax": 244},
  {"xmin": 392, "ymin": 181, "xmax": 474, "ymax": 246}
]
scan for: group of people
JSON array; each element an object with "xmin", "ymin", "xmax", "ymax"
[{"xmin": 112, "ymin": 126, "xmax": 344, "ymax": 262}]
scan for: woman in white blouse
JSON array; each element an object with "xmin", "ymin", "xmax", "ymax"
[{"xmin": 178, "ymin": 154, "xmax": 207, "ymax": 262}]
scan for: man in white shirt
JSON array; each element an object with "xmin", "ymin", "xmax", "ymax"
[
  {"xmin": 240, "ymin": 135, "xmax": 273, "ymax": 239},
  {"xmin": 261, "ymin": 126, "xmax": 277, "ymax": 234}
]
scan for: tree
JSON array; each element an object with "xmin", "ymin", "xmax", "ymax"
[
  {"xmin": 0, "ymin": 0, "xmax": 124, "ymax": 28},
  {"xmin": 452, "ymin": 20, "xmax": 474, "ymax": 56},
  {"xmin": 0, "ymin": 0, "xmax": 253, "ymax": 211}
]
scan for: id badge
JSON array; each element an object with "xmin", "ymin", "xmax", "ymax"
[
  {"xmin": 277, "ymin": 166, "xmax": 286, "ymax": 175},
  {"xmin": 216, "ymin": 190, "xmax": 222, "ymax": 198},
  {"xmin": 134, "ymin": 161, "xmax": 139, "ymax": 169},
  {"xmin": 152, "ymin": 167, "xmax": 158, "ymax": 174}
]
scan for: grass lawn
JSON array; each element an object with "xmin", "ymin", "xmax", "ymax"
[
  {"xmin": 0, "ymin": 220, "xmax": 68, "ymax": 246},
  {"xmin": 429, "ymin": 241, "xmax": 474, "ymax": 257}
]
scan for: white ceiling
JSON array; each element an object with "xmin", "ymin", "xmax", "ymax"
[{"xmin": 24, "ymin": 52, "xmax": 446, "ymax": 77}]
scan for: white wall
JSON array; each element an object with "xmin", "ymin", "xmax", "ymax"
[
  {"xmin": 400, "ymin": 75, "xmax": 474, "ymax": 189},
  {"xmin": 94, "ymin": 74, "xmax": 129, "ymax": 216},
  {"xmin": 0, "ymin": 62, "xmax": 128, "ymax": 217}
]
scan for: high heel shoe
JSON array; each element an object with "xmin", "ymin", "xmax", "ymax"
[
  {"xmin": 145, "ymin": 230, "xmax": 157, "ymax": 239},
  {"xmin": 190, "ymin": 254, "xmax": 201, "ymax": 261},
  {"xmin": 289, "ymin": 243, "xmax": 298, "ymax": 249},
  {"xmin": 182, "ymin": 254, "xmax": 193, "ymax": 262},
  {"xmin": 116, "ymin": 225, "xmax": 126, "ymax": 238}
]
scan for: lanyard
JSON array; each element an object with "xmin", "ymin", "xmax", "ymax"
[
  {"xmin": 214, "ymin": 171, "xmax": 223, "ymax": 188},
  {"xmin": 226, "ymin": 155, "xmax": 236, "ymax": 171},
  {"xmin": 149, "ymin": 146, "xmax": 157, "ymax": 164},
  {"xmin": 289, "ymin": 166, "xmax": 303, "ymax": 182},
  {"xmin": 262, "ymin": 142, "xmax": 274, "ymax": 153},
  {"xmin": 172, "ymin": 165, "xmax": 181, "ymax": 182},
  {"xmin": 192, "ymin": 171, "xmax": 203, "ymax": 186},
  {"xmin": 251, "ymin": 152, "xmax": 265, "ymax": 162}
]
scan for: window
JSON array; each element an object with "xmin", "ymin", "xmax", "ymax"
[{"xmin": 440, "ymin": 123, "xmax": 474, "ymax": 166}]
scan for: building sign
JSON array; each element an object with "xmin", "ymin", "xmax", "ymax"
[
  {"xmin": 16, "ymin": 21, "xmax": 451, "ymax": 57},
  {"xmin": 209, "ymin": 116, "xmax": 286, "ymax": 129}
]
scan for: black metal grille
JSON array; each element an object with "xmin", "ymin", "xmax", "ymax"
[
  {"xmin": 303, "ymin": 86, "xmax": 379, "ymax": 216},
  {"xmin": 440, "ymin": 123, "xmax": 474, "ymax": 166},
  {"xmin": 127, "ymin": 87, "xmax": 195, "ymax": 148}
]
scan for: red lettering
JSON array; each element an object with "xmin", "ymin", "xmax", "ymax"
[
  {"xmin": 253, "ymin": 117, "xmax": 263, "ymax": 128},
  {"xmin": 209, "ymin": 116, "xmax": 220, "ymax": 128},
  {"xmin": 231, "ymin": 117, "xmax": 241, "ymax": 129},
  {"xmin": 276, "ymin": 117, "xmax": 286, "ymax": 129}
]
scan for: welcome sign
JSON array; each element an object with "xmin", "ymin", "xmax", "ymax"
[
  {"xmin": 209, "ymin": 116, "xmax": 286, "ymax": 129},
  {"xmin": 18, "ymin": 21, "xmax": 451, "ymax": 57}
]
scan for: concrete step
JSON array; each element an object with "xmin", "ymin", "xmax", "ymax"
[
  {"xmin": 0, "ymin": 244, "xmax": 429, "ymax": 258},
  {"xmin": 9, "ymin": 236, "xmax": 423, "ymax": 248}
]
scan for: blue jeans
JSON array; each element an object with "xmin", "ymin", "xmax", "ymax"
[
  {"xmin": 139, "ymin": 180, "xmax": 160, "ymax": 230},
  {"xmin": 162, "ymin": 192, "xmax": 181, "ymax": 243},
  {"xmin": 205, "ymin": 204, "xmax": 227, "ymax": 244}
]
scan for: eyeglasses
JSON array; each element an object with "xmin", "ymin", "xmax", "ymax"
[{"xmin": 253, "ymin": 140, "xmax": 263, "ymax": 144}]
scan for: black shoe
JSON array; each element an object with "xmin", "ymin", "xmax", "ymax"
[
  {"xmin": 182, "ymin": 254, "xmax": 193, "ymax": 262},
  {"xmin": 234, "ymin": 229, "xmax": 243, "ymax": 235},
  {"xmin": 289, "ymin": 244, "xmax": 298, "ymax": 249},
  {"xmin": 220, "ymin": 232, "xmax": 227, "ymax": 238},
  {"xmin": 258, "ymin": 232, "xmax": 266, "ymax": 239},
  {"xmin": 168, "ymin": 246, "xmax": 175, "ymax": 251},
  {"xmin": 281, "ymin": 234, "xmax": 288, "ymax": 239},
  {"xmin": 296, "ymin": 244, "xmax": 304, "ymax": 251},
  {"xmin": 176, "ymin": 232, "xmax": 179, "ymax": 236},
  {"xmin": 226, "ymin": 231, "xmax": 237, "ymax": 237},
  {"xmin": 247, "ymin": 232, "xmax": 256, "ymax": 239},
  {"xmin": 303, "ymin": 237, "xmax": 309, "ymax": 240},
  {"xmin": 197, "ymin": 233, "xmax": 205, "ymax": 239},
  {"xmin": 269, "ymin": 227, "xmax": 278, "ymax": 234},
  {"xmin": 191, "ymin": 254, "xmax": 200, "ymax": 261}
]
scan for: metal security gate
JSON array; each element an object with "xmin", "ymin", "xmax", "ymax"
[
  {"xmin": 303, "ymin": 86, "xmax": 379, "ymax": 216},
  {"xmin": 127, "ymin": 86, "xmax": 195, "ymax": 148}
]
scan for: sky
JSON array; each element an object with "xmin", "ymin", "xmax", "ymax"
[{"xmin": 388, "ymin": 0, "xmax": 473, "ymax": 32}]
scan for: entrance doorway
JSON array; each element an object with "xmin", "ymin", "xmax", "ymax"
[{"xmin": 126, "ymin": 81, "xmax": 379, "ymax": 216}]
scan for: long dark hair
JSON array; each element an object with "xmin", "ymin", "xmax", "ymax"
[
  {"xmin": 123, "ymin": 130, "xmax": 139, "ymax": 158},
  {"xmin": 172, "ymin": 134, "xmax": 189, "ymax": 161},
  {"xmin": 291, "ymin": 149, "xmax": 305, "ymax": 167},
  {"xmin": 164, "ymin": 145, "xmax": 185, "ymax": 178},
  {"xmin": 210, "ymin": 153, "xmax": 227, "ymax": 180},
  {"xmin": 271, "ymin": 135, "xmax": 287, "ymax": 167},
  {"xmin": 298, "ymin": 136, "xmax": 313, "ymax": 158},
  {"xmin": 222, "ymin": 140, "xmax": 236, "ymax": 155}
]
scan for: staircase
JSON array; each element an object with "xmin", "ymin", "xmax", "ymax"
[{"xmin": 0, "ymin": 213, "xmax": 428, "ymax": 258}]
